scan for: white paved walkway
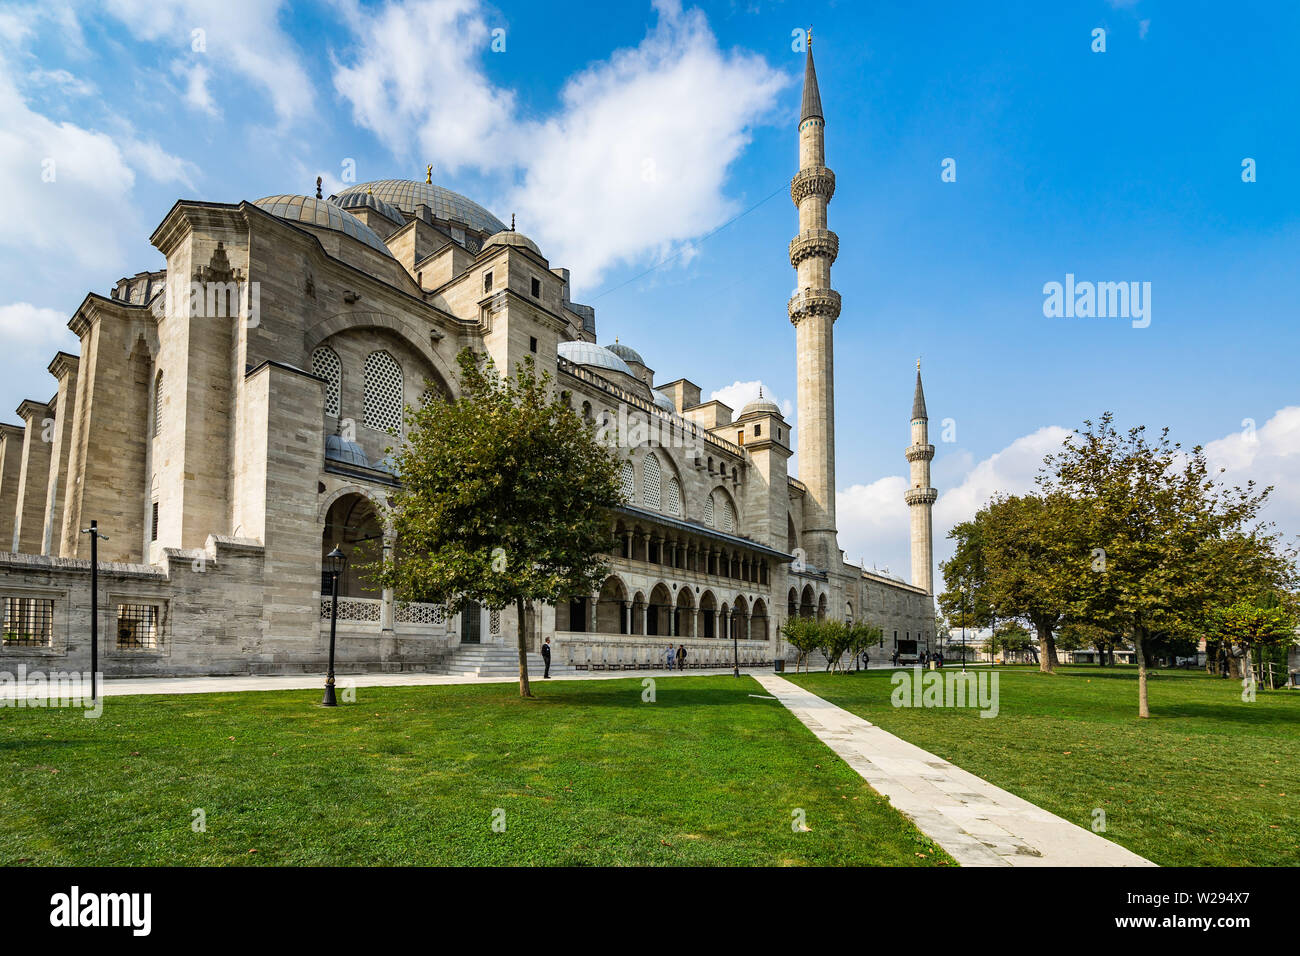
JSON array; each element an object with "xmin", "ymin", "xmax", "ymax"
[
  {"xmin": 753, "ymin": 673, "xmax": 1155, "ymax": 868},
  {"xmin": 0, "ymin": 666, "xmax": 750, "ymax": 700}
]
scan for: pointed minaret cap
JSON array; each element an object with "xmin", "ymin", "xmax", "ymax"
[
  {"xmin": 800, "ymin": 28, "xmax": 823, "ymax": 123},
  {"xmin": 912, "ymin": 359, "xmax": 928, "ymax": 421}
]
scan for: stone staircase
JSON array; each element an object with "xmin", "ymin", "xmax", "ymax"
[{"xmin": 431, "ymin": 643, "xmax": 573, "ymax": 679}]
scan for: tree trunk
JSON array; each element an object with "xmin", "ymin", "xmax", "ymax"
[
  {"xmin": 515, "ymin": 596, "xmax": 533, "ymax": 698},
  {"xmin": 1133, "ymin": 627, "xmax": 1150, "ymax": 718},
  {"xmin": 1035, "ymin": 622, "xmax": 1056, "ymax": 674}
]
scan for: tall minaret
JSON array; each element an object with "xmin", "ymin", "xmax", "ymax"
[
  {"xmin": 905, "ymin": 361, "xmax": 938, "ymax": 593},
  {"xmin": 789, "ymin": 28, "xmax": 841, "ymax": 570}
]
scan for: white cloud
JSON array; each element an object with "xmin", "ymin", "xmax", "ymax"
[
  {"xmin": 332, "ymin": 0, "xmax": 789, "ymax": 287},
  {"xmin": 172, "ymin": 59, "xmax": 216, "ymax": 116},
  {"xmin": 101, "ymin": 0, "xmax": 313, "ymax": 122},
  {"xmin": 0, "ymin": 302, "xmax": 77, "ymax": 348},
  {"xmin": 1204, "ymin": 406, "xmax": 1300, "ymax": 546},
  {"xmin": 709, "ymin": 379, "xmax": 787, "ymax": 417},
  {"xmin": 0, "ymin": 52, "xmax": 195, "ymax": 271}
]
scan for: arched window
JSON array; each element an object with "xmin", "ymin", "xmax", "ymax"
[
  {"xmin": 153, "ymin": 371, "xmax": 163, "ymax": 437},
  {"xmin": 619, "ymin": 461, "xmax": 635, "ymax": 500},
  {"xmin": 703, "ymin": 493, "xmax": 715, "ymax": 528},
  {"xmin": 721, "ymin": 498, "xmax": 736, "ymax": 534},
  {"xmin": 664, "ymin": 476, "xmax": 681, "ymax": 517},
  {"xmin": 642, "ymin": 454, "xmax": 661, "ymax": 509},
  {"xmin": 363, "ymin": 350, "xmax": 403, "ymax": 432},
  {"xmin": 311, "ymin": 346, "xmax": 341, "ymax": 417}
]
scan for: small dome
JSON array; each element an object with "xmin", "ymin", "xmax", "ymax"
[
  {"xmin": 339, "ymin": 179, "xmax": 507, "ymax": 236},
  {"xmin": 606, "ymin": 341, "xmax": 644, "ymax": 365},
  {"xmin": 253, "ymin": 195, "xmax": 394, "ymax": 257},
  {"xmin": 330, "ymin": 190, "xmax": 405, "ymax": 228},
  {"xmin": 740, "ymin": 391, "xmax": 783, "ymax": 419},
  {"xmin": 652, "ymin": 390, "xmax": 676, "ymax": 412},
  {"xmin": 483, "ymin": 230, "xmax": 541, "ymax": 257},
  {"xmin": 557, "ymin": 341, "xmax": 634, "ymax": 377},
  {"xmin": 325, "ymin": 433, "xmax": 371, "ymax": 468}
]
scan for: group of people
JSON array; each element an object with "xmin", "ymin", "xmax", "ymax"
[{"xmin": 665, "ymin": 644, "xmax": 688, "ymax": 670}]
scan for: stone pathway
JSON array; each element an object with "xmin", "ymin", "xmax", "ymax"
[{"xmin": 752, "ymin": 672, "xmax": 1155, "ymax": 868}]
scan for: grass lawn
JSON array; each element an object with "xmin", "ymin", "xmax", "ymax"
[
  {"xmin": 0, "ymin": 675, "xmax": 952, "ymax": 866},
  {"xmin": 788, "ymin": 665, "xmax": 1300, "ymax": 866}
]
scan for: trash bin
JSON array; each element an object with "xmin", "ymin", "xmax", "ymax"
[{"xmin": 774, "ymin": 659, "xmax": 785, "ymax": 673}]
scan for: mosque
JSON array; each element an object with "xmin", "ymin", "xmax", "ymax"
[{"xmin": 0, "ymin": 41, "xmax": 936, "ymax": 675}]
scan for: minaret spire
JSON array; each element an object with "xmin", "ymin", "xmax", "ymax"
[
  {"xmin": 789, "ymin": 29, "xmax": 840, "ymax": 569},
  {"xmin": 905, "ymin": 364, "xmax": 938, "ymax": 595}
]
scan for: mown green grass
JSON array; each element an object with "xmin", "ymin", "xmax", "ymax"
[
  {"xmin": 788, "ymin": 665, "xmax": 1300, "ymax": 866},
  {"xmin": 0, "ymin": 675, "xmax": 951, "ymax": 866}
]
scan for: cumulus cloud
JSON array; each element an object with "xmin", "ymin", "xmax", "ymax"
[
  {"xmin": 101, "ymin": 0, "xmax": 313, "ymax": 122},
  {"xmin": 709, "ymin": 380, "xmax": 789, "ymax": 418},
  {"xmin": 1204, "ymin": 406, "xmax": 1300, "ymax": 546},
  {"xmin": 332, "ymin": 0, "xmax": 789, "ymax": 287},
  {"xmin": 0, "ymin": 302, "xmax": 78, "ymax": 351}
]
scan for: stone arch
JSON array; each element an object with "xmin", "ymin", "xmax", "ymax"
[
  {"xmin": 305, "ymin": 310, "xmax": 457, "ymax": 400},
  {"xmin": 321, "ymin": 491, "xmax": 385, "ymax": 598},
  {"xmin": 318, "ymin": 483, "xmax": 386, "ymax": 523},
  {"xmin": 787, "ymin": 587, "xmax": 798, "ymax": 618},
  {"xmin": 674, "ymin": 587, "xmax": 694, "ymax": 637},
  {"xmin": 800, "ymin": 584, "xmax": 815, "ymax": 618},
  {"xmin": 594, "ymin": 574, "xmax": 629, "ymax": 634},
  {"xmin": 752, "ymin": 598, "xmax": 770, "ymax": 642},
  {"xmin": 630, "ymin": 590, "xmax": 648, "ymax": 636},
  {"xmin": 709, "ymin": 485, "xmax": 740, "ymax": 534},
  {"xmin": 647, "ymin": 582, "xmax": 673, "ymax": 637},
  {"xmin": 699, "ymin": 589, "xmax": 717, "ymax": 639},
  {"xmin": 817, "ymin": 592, "xmax": 828, "ymax": 621}
]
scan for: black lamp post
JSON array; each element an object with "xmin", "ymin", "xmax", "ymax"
[
  {"xmin": 322, "ymin": 545, "xmax": 347, "ymax": 707},
  {"xmin": 732, "ymin": 612, "xmax": 740, "ymax": 678},
  {"xmin": 79, "ymin": 521, "xmax": 109, "ymax": 702},
  {"xmin": 961, "ymin": 583, "xmax": 968, "ymax": 674}
]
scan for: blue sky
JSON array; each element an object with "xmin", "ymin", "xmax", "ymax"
[{"xmin": 1, "ymin": 0, "xmax": 1296, "ymax": 585}]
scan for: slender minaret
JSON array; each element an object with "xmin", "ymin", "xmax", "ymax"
[
  {"xmin": 905, "ymin": 361, "xmax": 938, "ymax": 593},
  {"xmin": 789, "ymin": 29, "xmax": 841, "ymax": 569}
]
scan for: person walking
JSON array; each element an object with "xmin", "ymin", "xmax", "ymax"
[
  {"xmin": 666, "ymin": 644, "xmax": 675, "ymax": 670},
  {"xmin": 676, "ymin": 644, "xmax": 687, "ymax": 671},
  {"xmin": 541, "ymin": 636, "xmax": 552, "ymax": 679}
]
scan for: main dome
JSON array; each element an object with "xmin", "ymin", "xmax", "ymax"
[
  {"xmin": 253, "ymin": 195, "xmax": 394, "ymax": 256},
  {"xmin": 557, "ymin": 341, "xmax": 633, "ymax": 377},
  {"xmin": 338, "ymin": 180, "xmax": 507, "ymax": 237}
]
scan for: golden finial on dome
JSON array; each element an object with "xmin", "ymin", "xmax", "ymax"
[
  {"xmin": 425, "ymin": 164, "xmax": 432, "ymax": 184},
  {"xmin": 917, "ymin": 356, "xmax": 922, "ymax": 372},
  {"xmin": 807, "ymin": 25, "xmax": 813, "ymax": 49}
]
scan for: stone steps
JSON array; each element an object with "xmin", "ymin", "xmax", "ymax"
[{"xmin": 431, "ymin": 643, "xmax": 572, "ymax": 678}]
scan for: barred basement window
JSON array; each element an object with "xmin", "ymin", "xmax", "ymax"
[
  {"xmin": 642, "ymin": 453, "xmax": 661, "ymax": 509},
  {"xmin": 664, "ymin": 476, "xmax": 681, "ymax": 517},
  {"xmin": 619, "ymin": 461, "xmax": 635, "ymax": 500},
  {"xmin": 150, "ymin": 501, "xmax": 158, "ymax": 542},
  {"xmin": 483, "ymin": 271, "xmax": 493, "ymax": 293},
  {"xmin": 312, "ymin": 346, "xmax": 342, "ymax": 417},
  {"xmin": 116, "ymin": 603, "xmax": 159, "ymax": 650},
  {"xmin": 2, "ymin": 597, "xmax": 53, "ymax": 647},
  {"xmin": 363, "ymin": 350, "xmax": 403, "ymax": 432}
]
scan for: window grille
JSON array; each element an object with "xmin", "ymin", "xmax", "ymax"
[
  {"xmin": 312, "ymin": 346, "xmax": 342, "ymax": 417},
  {"xmin": 703, "ymin": 494, "xmax": 715, "ymax": 528},
  {"xmin": 664, "ymin": 477, "xmax": 681, "ymax": 516},
  {"xmin": 116, "ymin": 604, "xmax": 159, "ymax": 650},
  {"xmin": 722, "ymin": 500, "xmax": 737, "ymax": 534},
  {"xmin": 363, "ymin": 350, "xmax": 403, "ymax": 432},
  {"xmin": 151, "ymin": 502, "xmax": 159, "ymax": 542},
  {"xmin": 619, "ymin": 461, "xmax": 635, "ymax": 500},
  {"xmin": 642, "ymin": 454, "xmax": 661, "ymax": 509},
  {"xmin": 489, "ymin": 609, "xmax": 501, "ymax": 635},
  {"xmin": 153, "ymin": 371, "xmax": 163, "ymax": 437},
  {"xmin": 2, "ymin": 597, "xmax": 53, "ymax": 647}
]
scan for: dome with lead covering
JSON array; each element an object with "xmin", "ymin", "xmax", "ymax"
[
  {"xmin": 325, "ymin": 433, "xmax": 371, "ymax": 468},
  {"xmin": 652, "ymin": 390, "xmax": 676, "ymax": 412},
  {"xmin": 606, "ymin": 341, "xmax": 644, "ymax": 365},
  {"xmin": 483, "ymin": 230, "xmax": 542, "ymax": 256},
  {"xmin": 557, "ymin": 341, "xmax": 634, "ymax": 377},
  {"xmin": 740, "ymin": 390, "xmax": 782, "ymax": 419},
  {"xmin": 338, "ymin": 179, "xmax": 507, "ymax": 237},
  {"xmin": 253, "ymin": 195, "xmax": 394, "ymax": 257},
  {"xmin": 331, "ymin": 190, "xmax": 406, "ymax": 228}
]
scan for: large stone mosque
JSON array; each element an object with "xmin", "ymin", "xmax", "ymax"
[{"xmin": 0, "ymin": 42, "xmax": 936, "ymax": 676}]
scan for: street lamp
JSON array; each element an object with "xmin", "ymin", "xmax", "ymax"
[
  {"xmin": 79, "ymin": 521, "xmax": 109, "ymax": 702},
  {"xmin": 961, "ymin": 583, "xmax": 969, "ymax": 673},
  {"xmin": 322, "ymin": 545, "xmax": 347, "ymax": 707}
]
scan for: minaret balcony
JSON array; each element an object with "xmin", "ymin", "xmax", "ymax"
[
  {"xmin": 790, "ymin": 166, "xmax": 836, "ymax": 205},
  {"xmin": 787, "ymin": 288, "xmax": 841, "ymax": 325},
  {"xmin": 788, "ymin": 229, "xmax": 839, "ymax": 268},
  {"xmin": 905, "ymin": 443, "xmax": 935, "ymax": 463},
  {"xmin": 905, "ymin": 487, "xmax": 938, "ymax": 506}
]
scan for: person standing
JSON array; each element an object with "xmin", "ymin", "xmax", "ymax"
[
  {"xmin": 541, "ymin": 636, "xmax": 552, "ymax": 679},
  {"xmin": 676, "ymin": 644, "xmax": 687, "ymax": 671},
  {"xmin": 666, "ymin": 644, "xmax": 675, "ymax": 670}
]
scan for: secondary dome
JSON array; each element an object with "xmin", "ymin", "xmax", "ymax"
[
  {"xmin": 338, "ymin": 180, "xmax": 507, "ymax": 237},
  {"xmin": 324, "ymin": 433, "xmax": 370, "ymax": 468},
  {"xmin": 651, "ymin": 390, "xmax": 676, "ymax": 412},
  {"xmin": 740, "ymin": 390, "xmax": 782, "ymax": 419},
  {"xmin": 605, "ymin": 341, "xmax": 644, "ymax": 365},
  {"xmin": 483, "ymin": 230, "xmax": 541, "ymax": 256},
  {"xmin": 253, "ymin": 195, "xmax": 394, "ymax": 256},
  {"xmin": 557, "ymin": 341, "xmax": 633, "ymax": 377},
  {"xmin": 330, "ymin": 190, "xmax": 405, "ymax": 228}
]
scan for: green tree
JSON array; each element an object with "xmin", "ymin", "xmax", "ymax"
[
  {"xmin": 782, "ymin": 617, "xmax": 821, "ymax": 673},
  {"xmin": 938, "ymin": 518, "xmax": 992, "ymax": 631},
  {"xmin": 1040, "ymin": 413, "xmax": 1281, "ymax": 717},
  {"xmin": 376, "ymin": 349, "xmax": 623, "ymax": 698},
  {"xmin": 1207, "ymin": 599, "xmax": 1298, "ymax": 690}
]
